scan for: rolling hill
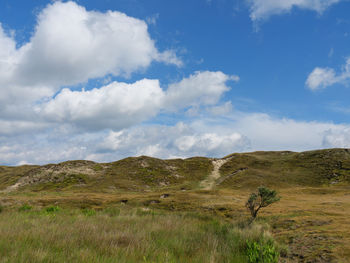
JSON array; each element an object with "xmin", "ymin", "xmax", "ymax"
[{"xmin": 1, "ymin": 148, "xmax": 350, "ymax": 192}]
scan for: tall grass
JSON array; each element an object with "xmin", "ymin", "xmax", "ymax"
[{"xmin": 0, "ymin": 206, "xmax": 279, "ymax": 262}]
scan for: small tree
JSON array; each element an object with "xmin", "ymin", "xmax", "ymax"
[{"xmin": 246, "ymin": 187, "xmax": 280, "ymax": 222}]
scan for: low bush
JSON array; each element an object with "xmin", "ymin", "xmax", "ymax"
[
  {"xmin": 44, "ymin": 205, "xmax": 60, "ymax": 213},
  {"xmin": 246, "ymin": 239, "xmax": 279, "ymax": 263},
  {"xmin": 18, "ymin": 204, "xmax": 32, "ymax": 212},
  {"xmin": 81, "ymin": 208, "xmax": 96, "ymax": 216}
]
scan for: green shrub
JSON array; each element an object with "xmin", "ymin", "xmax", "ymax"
[
  {"xmin": 18, "ymin": 204, "xmax": 32, "ymax": 212},
  {"xmin": 81, "ymin": 208, "xmax": 96, "ymax": 216},
  {"xmin": 0, "ymin": 205, "xmax": 3, "ymax": 213},
  {"xmin": 44, "ymin": 205, "xmax": 60, "ymax": 213},
  {"xmin": 246, "ymin": 239, "xmax": 279, "ymax": 263}
]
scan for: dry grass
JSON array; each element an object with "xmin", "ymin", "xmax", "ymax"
[
  {"xmin": 0, "ymin": 206, "xmax": 278, "ymax": 263},
  {"xmin": 1, "ymin": 186, "xmax": 350, "ymax": 261}
]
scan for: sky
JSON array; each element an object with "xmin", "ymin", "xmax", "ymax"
[{"xmin": 1, "ymin": 0, "xmax": 350, "ymax": 165}]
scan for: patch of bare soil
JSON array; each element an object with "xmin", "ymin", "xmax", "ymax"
[{"xmin": 200, "ymin": 158, "xmax": 230, "ymax": 190}]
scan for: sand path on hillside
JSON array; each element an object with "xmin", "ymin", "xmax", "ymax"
[
  {"xmin": 200, "ymin": 158, "xmax": 230, "ymax": 190},
  {"xmin": 2, "ymin": 182, "xmax": 21, "ymax": 193}
]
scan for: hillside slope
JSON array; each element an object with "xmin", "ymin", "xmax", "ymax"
[
  {"xmin": 220, "ymin": 148, "xmax": 350, "ymax": 189},
  {"xmin": 0, "ymin": 156, "xmax": 213, "ymax": 192},
  {"xmin": 1, "ymin": 148, "xmax": 350, "ymax": 192}
]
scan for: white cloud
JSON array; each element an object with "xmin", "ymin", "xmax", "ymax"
[
  {"xmin": 37, "ymin": 71, "xmax": 235, "ymax": 131},
  {"xmin": 228, "ymin": 113, "xmax": 343, "ymax": 151},
  {"xmin": 165, "ymin": 71, "xmax": 238, "ymax": 111},
  {"xmin": 306, "ymin": 58, "xmax": 350, "ymax": 90},
  {"xmin": 0, "ymin": 120, "xmax": 49, "ymax": 136},
  {"xmin": 0, "ymin": 135, "xmax": 92, "ymax": 165},
  {"xmin": 0, "ymin": 2, "xmax": 237, "ymax": 144},
  {"xmin": 4, "ymin": 112, "xmax": 350, "ymax": 165},
  {"xmin": 0, "ymin": 1, "xmax": 181, "ymax": 107},
  {"xmin": 174, "ymin": 133, "xmax": 247, "ymax": 155},
  {"xmin": 0, "ymin": 121, "xmax": 249, "ymax": 165},
  {"xmin": 19, "ymin": 1, "xmax": 179, "ymax": 84},
  {"xmin": 97, "ymin": 122, "xmax": 250, "ymax": 160},
  {"xmin": 1, "ymin": 112, "xmax": 350, "ymax": 165},
  {"xmin": 207, "ymin": 101, "xmax": 233, "ymax": 115},
  {"xmin": 38, "ymin": 79, "xmax": 164, "ymax": 131},
  {"xmin": 323, "ymin": 128, "xmax": 350, "ymax": 148},
  {"xmin": 0, "ymin": 24, "xmax": 17, "ymax": 80},
  {"xmin": 248, "ymin": 0, "xmax": 341, "ymax": 21},
  {"xmin": 306, "ymin": 67, "xmax": 337, "ymax": 90},
  {"xmin": 155, "ymin": 50, "xmax": 183, "ymax": 67}
]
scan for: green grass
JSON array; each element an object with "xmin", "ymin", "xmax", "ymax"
[
  {"xmin": 105, "ymin": 156, "xmax": 213, "ymax": 190},
  {"xmin": 18, "ymin": 204, "xmax": 32, "ymax": 212},
  {"xmin": 0, "ymin": 206, "xmax": 279, "ymax": 263},
  {"xmin": 219, "ymin": 149, "xmax": 350, "ymax": 189}
]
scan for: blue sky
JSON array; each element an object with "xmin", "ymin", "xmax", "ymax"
[{"xmin": 0, "ymin": 0, "xmax": 350, "ymax": 165}]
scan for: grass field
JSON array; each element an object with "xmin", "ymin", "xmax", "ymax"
[
  {"xmin": 1, "ymin": 185, "xmax": 349, "ymax": 262},
  {"xmin": 0, "ymin": 206, "xmax": 280, "ymax": 263}
]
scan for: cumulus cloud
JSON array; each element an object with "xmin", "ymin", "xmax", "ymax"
[
  {"xmin": 37, "ymin": 71, "xmax": 235, "ymax": 131},
  {"xmin": 248, "ymin": 0, "xmax": 341, "ymax": 21},
  {"xmin": 0, "ymin": 2, "xmax": 234, "ymax": 139},
  {"xmin": 0, "ymin": 1, "xmax": 181, "ymax": 107},
  {"xmin": 0, "ymin": 24, "xmax": 17, "ymax": 80},
  {"xmin": 38, "ymin": 79, "xmax": 164, "ymax": 130},
  {"xmin": 306, "ymin": 58, "xmax": 350, "ymax": 90},
  {"xmin": 165, "ymin": 71, "xmax": 239, "ymax": 111}
]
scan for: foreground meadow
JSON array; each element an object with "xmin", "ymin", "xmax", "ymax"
[
  {"xmin": 1, "ymin": 185, "xmax": 350, "ymax": 262},
  {"xmin": 0, "ymin": 206, "xmax": 279, "ymax": 263}
]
